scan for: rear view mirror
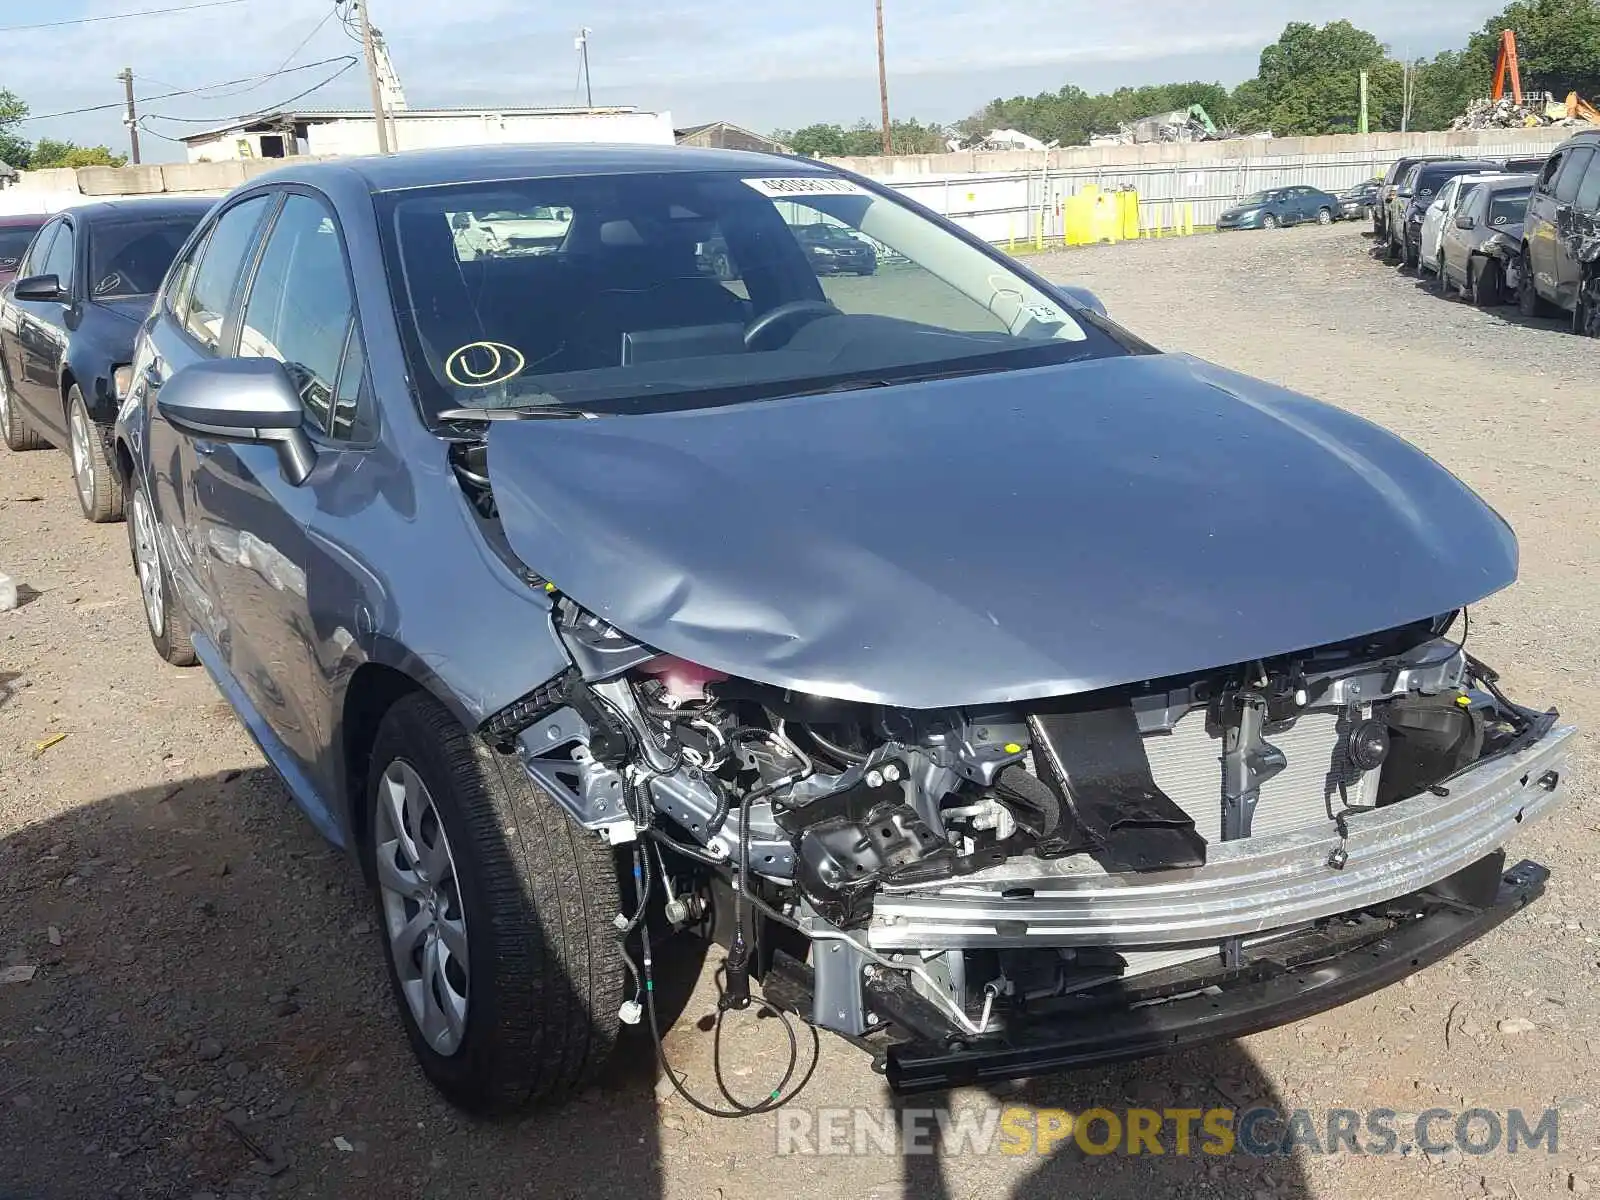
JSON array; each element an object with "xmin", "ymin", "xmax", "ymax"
[
  {"xmin": 13, "ymin": 274, "xmax": 64, "ymax": 301},
  {"xmin": 157, "ymin": 357, "xmax": 317, "ymax": 485},
  {"xmin": 1455, "ymin": 214, "xmax": 1477, "ymax": 230},
  {"xmin": 1054, "ymin": 284, "xmax": 1106, "ymax": 316}
]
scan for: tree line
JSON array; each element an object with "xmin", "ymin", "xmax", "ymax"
[
  {"xmin": 0, "ymin": 90, "xmax": 127, "ymax": 169},
  {"xmin": 776, "ymin": 0, "xmax": 1600, "ymax": 155}
]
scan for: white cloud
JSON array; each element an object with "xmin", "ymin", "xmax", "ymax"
[{"xmin": 1, "ymin": 0, "xmax": 1506, "ymax": 157}]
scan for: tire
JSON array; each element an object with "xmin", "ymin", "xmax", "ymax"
[
  {"xmin": 1434, "ymin": 253, "xmax": 1449, "ymax": 295},
  {"xmin": 1260, "ymin": 214, "xmax": 1279, "ymax": 230},
  {"xmin": 0, "ymin": 362, "xmax": 48, "ymax": 452},
  {"xmin": 127, "ymin": 480, "xmax": 197, "ymax": 666},
  {"xmin": 68, "ymin": 387, "xmax": 123, "ymax": 523},
  {"xmin": 366, "ymin": 691, "xmax": 624, "ymax": 1115},
  {"xmin": 1578, "ymin": 270, "xmax": 1600, "ymax": 338},
  {"xmin": 1470, "ymin": 259, "xmax": 1502, "ymax": 307},
  {"xmin": 1403, "ymin": 235, "xmax": 1420, "ymax": 270},
  {"xmin": 1317, "ymin": 207, "xmax": 1333, "ymax": 226},
  {"xmin": 1517, "ymin": 246, "xmax": 1548, "ymax": 318}
]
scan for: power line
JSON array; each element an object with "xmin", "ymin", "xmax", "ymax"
[
  {"xmin": 0, "ymin": 0, "xmax": 244, "ymax": 34},
  {"xmin": 18, "ymin": 56, "xmax": 355, "ymax": 123},
  {"xmin": 143, "ymin": 57, "xmax": 358, "ymax": 125}
]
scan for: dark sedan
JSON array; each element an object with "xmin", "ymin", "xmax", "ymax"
[
  {"xmin": 1216, "ymin": 185, "xmax": 1342, "ymax": 230},
  {"xmin": 114, "ymin": 146, "xmax": 1568, "ymax": 1115},
  {"xmin": 0, "ymin": 213, "xmax": 49, "ymax": 288},
  {"xmin": 1339, "ymin": 180, "xmax": 1381, "ymax": 220},
  {"xmin": 791, "ymin": 220, "xmax": 877, "ymax": 273},
  {"xmin": 0, "ymin": 197, "xmax": 212, "ymax": 520}
]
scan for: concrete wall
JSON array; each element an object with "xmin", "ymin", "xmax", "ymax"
[
  {"xmin": 823, "ymin": 127, "xmax": 1576, "ymax": 179},
  {"xmin": 827, "ymin": 127, "xmax": 1578, "ymax": 240}
]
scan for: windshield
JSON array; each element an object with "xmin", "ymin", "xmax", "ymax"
[
  {"xmin": 1487, "ymin": 190, "xmax": 1531, "ymax": 225},
  {"xmin": 1237, "ymin": 192, "xmax": 1270, "ymax": 207},
  {"xmin": 378, "ymin": 170, "xmax": 1122, "ymax": 418},
  {"xmin": 0, "ymin": 225, "xmax": 41, "ymax": 267},
  {"xmin": 88, "ymin": 214, "xmax": 204, "ymax": 298}
]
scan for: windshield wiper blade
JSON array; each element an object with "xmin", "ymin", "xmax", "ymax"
[{"xmin": 437, "ymin": 405, "xmax": 594, "ymax": 422}]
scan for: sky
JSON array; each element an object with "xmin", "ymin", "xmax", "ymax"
[{"xmin": 3, "ymin": 0, "xmax": 1510, "ymax": 162}]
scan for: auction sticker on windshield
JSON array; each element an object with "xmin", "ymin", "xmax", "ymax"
[{"xmin": 744, "ymin": 177, "xmax": 867, "ymax": 197}]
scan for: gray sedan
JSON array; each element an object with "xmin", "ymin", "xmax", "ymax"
[{"xmin": 113, "ymin": 146, "xmax": 1571, "ymax": 1114}]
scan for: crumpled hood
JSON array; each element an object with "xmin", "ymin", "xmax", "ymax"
[{"xmin": 487, "ymin": 353, "xmax": 1517, "ymax": 709}]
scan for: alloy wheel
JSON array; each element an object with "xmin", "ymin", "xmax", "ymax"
[
  {"xmin": 1318, "ymin": 208, "xmax": 1332, "ymax": 225},
  {"xmin": 375, "ymin": 760, "xmax": 470, "ymax": 1056},
  {"xmin": 69, "ymin": 403, "xmax": 95, "ymax": 511},
  {"xmin": 130, "ymin": 488, "xmax": 166, "ymax": 636}
]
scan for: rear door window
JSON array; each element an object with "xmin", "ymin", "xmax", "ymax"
[
  {"xmin": 182, "ymin": 194, "xmax": 271, "ymax": 352},
  {"xmin": 1554, "ymin": 148, "xmax": 1593, "ymax": 204}
]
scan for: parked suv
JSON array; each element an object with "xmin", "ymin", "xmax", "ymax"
[{"xmin": 1519, "ymin": 130, "xmax": 1600, "ymax": 334}]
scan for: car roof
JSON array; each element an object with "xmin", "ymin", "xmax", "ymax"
[
  {"xmin": 243, "ymin": 144, "xmax": 811, "ymax": 195},
  {"xmin": 54, "ymin": 197, "xmax": 217, "ymax": 224}
]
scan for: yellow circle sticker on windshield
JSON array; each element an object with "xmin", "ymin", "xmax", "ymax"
[{"xmin": 445, "ymin": 341, "xmax": 527, "ymax": 388}]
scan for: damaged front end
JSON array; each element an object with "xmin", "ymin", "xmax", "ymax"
[{"xmin": 483, "ymin": 598, "xmax": 1571, "ymax": 1091}]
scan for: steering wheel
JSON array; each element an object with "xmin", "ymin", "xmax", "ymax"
[
  {"xmin": 93, "ymin": 271, "xmax": 131, "ymax": 297},
  {"xmin": 743, "ymin": 299, "xmax": 840, "ymax": 350}
]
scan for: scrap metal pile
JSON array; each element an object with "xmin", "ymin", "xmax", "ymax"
[{"xmin": 1452, "ymin": 92, "xmax": 1595, "ymax": 130}]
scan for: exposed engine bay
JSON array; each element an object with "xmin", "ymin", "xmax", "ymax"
[{"xmin": 474, "ymin": 592, "xmax": 1564, "ymax": 1088}]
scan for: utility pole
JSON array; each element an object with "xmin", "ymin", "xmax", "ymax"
[
  {"xmin": 576, "ymin": 28, "xmax": 593, "ymax": 108},
  {"xmin": 117, "ymin": 68, "xmax": 141, "ymax": 165},
  {"xmin": 1358, "ymin": 69, "xmax": 1369, "ymax": 135},
  {"xmin": 875, "ymin": 0, "xmax": 891, "ymax": 154},
  {"xmin": 355, "ymin": 0, "xmax": 391, "ymax": 154}
]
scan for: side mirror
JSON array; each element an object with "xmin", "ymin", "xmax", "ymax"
[
  {"xmin": 13, "ymin": 274, "xmax": 64, "ymax": 301},
  {"xmin": 157, "ymin": 357, "xmax": 317, "ymax": 485},
  {"xmin": 1455, "ymin": 214, "xmax": 1477, "ymax": 230},
  {"xmin": 1398, "ymin": 188, "xmax": 1414, "ymax": 199},
  {"xmin": 1054, "ymin": 284, "xmax": 1106, "ymax": 317}
]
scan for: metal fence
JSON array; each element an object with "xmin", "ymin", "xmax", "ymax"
[{"xmin": 866, "ymin": 135, "xmax": 1570, "ymax": 242}]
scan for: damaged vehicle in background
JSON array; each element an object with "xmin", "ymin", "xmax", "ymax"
[
  {"xmin": 113, "ymin": 146, "xmax": 1573, "ymax": 1113},
  {"xmin": 1438, "ymin": 176, "xmax": 1535, "ymax": 305},
  {"xmin": 1518, "ymin": 129, "xmax": 1600, "ymax": 334},
  {"xmin": 1390, "ymin": 158, "xmax": 1499, "ymax": 267}
]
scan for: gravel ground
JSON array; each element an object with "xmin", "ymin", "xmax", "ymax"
[{"xmin": 1, "ymin": 222, "xmax": 1596, "ymax": 1200}]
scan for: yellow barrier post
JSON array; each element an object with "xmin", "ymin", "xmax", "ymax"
[
  {"xmin": 1007, "ymin": 215, "xmax": 1015, "ymax": 253},
  {"xmin": 1183, "ymin": 203, "xmax": 1194, "ymax": 236},
  {"xmin": 1035, "ymin": 207, "xmax": 1044, "ymax": 251}
]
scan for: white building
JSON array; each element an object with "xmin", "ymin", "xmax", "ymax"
[{"xmin": 181, "ymin": 105, "xmax": 675, "ymax": 163}]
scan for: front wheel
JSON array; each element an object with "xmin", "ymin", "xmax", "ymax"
[
  {"xmin": 366, "ymin": 692, "xmax": 625, "ymax": 1114},
  {"xmin": 1578, "ymin": 270, "xmax": 1600, "ymax": 337},
  {"xmin": 1518, "ymin": 247, "xmax": 1548, "ymax": 317},
  {"xmin": 1435, "ymin": 254, "xmax": 1450, "ymax": 295},
  {"xmin": 69, "ymin": 388, "xmax": 123, "ymax": 522},
  {"xmin": 1261, "ymin": 214, "xmax": 1279, "ymax": 230},
  {"xmin": 1470, "ymin": 259, "xmax": 1502, "ymax": 307},
  {"xmin": 1317, "ymin": 207, "xmax": 1333, "ymax": 225}
]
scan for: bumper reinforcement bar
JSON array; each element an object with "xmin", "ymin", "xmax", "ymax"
[{"xmin": 881, "ymin": 856, "xmax": 1549, "ymax": 1094}]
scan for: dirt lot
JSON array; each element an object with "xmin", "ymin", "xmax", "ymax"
[{"xmin": 1, "ymin": 223, "xmax": 1597, "ymax": 1200}]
